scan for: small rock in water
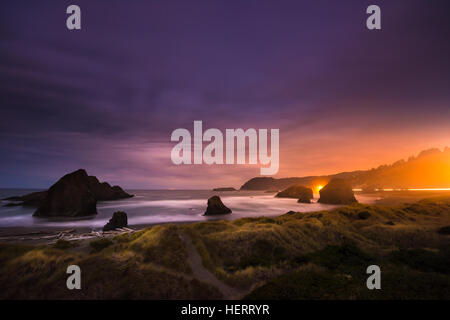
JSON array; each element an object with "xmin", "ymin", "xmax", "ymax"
[
  {"xmin": 103, "ymin": 211, "xmax": 128, "ymax": 231},
  {"xmin": 204, "ymin": 196, "xmax": 232, "ymax": 216}
]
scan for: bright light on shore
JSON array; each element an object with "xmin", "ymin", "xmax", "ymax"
[
  {"xmin": 352, "ymin": 188, "xmax": 450, "ymax": 192},
  {"xmin": 407, "ymin": 188, "xmax": 450, "ymax": 191},
  {"xmin": 317, "ymin": 185, "xmax": 323, "ymax": 191}
]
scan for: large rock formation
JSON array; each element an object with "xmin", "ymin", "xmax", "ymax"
[
  {"xmin": 318, "ymin": 179, "xmax": 357, "ymax": 205},
  {"xmin": 29, "ymin": 169, "xmax": 133, "ymax": 217},
  {"xmin": 297, "ymin": 194, "xmax": 313, "ymax": 204},
  {"xmin": 204, "ymin": 196, "xmax": 232, "ymax": 216},
  {"xmin": 103, "ymin": 211, "xmax": 128, "ymax": 231},
  {"xmin": 34, "ymin": 170, "xmax": 98, "ymax": 217},
  {"xmin": 276, "ymin": 185, "xmax": 313, "ymax": 203}
]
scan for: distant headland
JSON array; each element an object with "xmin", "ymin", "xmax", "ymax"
[{"xmin": 240, "ymin": 147, "xmax": 450, "ymax": 191}]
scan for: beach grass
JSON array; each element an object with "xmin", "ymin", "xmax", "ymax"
[
  {"xmin": 0, "ymin": 196, "xmax": 449, "ymax": 299},
  {"xmin": 183, "ymin": 197, "xmax": 450, "ymax": 295}
]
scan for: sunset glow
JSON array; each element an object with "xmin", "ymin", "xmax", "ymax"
[
  {"xmin": 0, "ymin": 1, "xmax": 449, "ymax": 191},
  {"xmin": 352, "ymin": 188, "xmax": 450, "ymax": 192}
]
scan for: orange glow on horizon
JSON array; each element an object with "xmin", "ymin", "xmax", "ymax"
[{"xmin": 352, "ymin": 188, "xmax": 450, "ymax": 192}]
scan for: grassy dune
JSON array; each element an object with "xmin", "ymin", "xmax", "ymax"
[
  {"xmin": 0, "ymin": 225, "xmax": 221, "ymax": 299},
  {"xmin": 183, "ymin": 197, "xmax": 450, "ymax": 298},
  {"xmin": 0, "ymin": 197, "xmax": 449, "ymax": 299}
]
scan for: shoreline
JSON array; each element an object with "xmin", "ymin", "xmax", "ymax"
[
  {"xmin": 0, "ymin": 219, "xmax": 212, "ymax": 245},
  {"xmin": 1, "ymin": 190, "xmax": 450, "ymax": 245}
]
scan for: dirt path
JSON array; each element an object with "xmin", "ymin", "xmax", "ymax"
[{"xmin": 178, "ymin": 231, "xmax": 244, "ymax": 300}]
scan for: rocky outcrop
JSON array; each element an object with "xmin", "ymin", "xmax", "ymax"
[
  {"xmin": 103, "ymin": 211, "xmax": 128, "ymax": 231},
  {"xmin": 297, "ymin": 194, "xmax": 312, "ymax": 204},
  {"xmin": 276, "ymin": 185, "xmax": 313, "ymax": 204},
  {"xmin": 32, "ymin": 169, "xmax": 133, "ymax": 217},
  {"xmin": 87, "ymin": 176, "xmax": 132, "ymax": 201},
  {"xmin": 212, "ymin": 187, "xmax": 237, "ymax": 191},
  {"xmin": 318, "ymin": 179, "xmax": 357, "ymax": 205},
  {"xmin": 5, "ymin": 170, "xmax": 132, "ymax": 211},
  {"xmin": 204, "ymin": 196, "xmax": 232, "ymax": 216},
  {"xmin": 3, "ymin": 191, "xmax": 48, "ymax": 207},
  {"xmin": 34, "ymin": 170, "xmax": 97, "ymax": 217}
]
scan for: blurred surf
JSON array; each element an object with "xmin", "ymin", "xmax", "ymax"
[{"xmin": 0, "ymin": 189, "xmax": 376, "ymax": 229}]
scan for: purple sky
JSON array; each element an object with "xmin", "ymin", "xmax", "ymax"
[{"xmin": 1, "ymin": 0, "xmax": 449, "ymax": 189}]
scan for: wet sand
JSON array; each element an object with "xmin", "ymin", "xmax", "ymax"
[{"xmin": 0, "ymin": 221, "xmax": 196, "ymax": 245}]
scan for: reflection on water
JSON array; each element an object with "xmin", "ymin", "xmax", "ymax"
[{"xmin": 0, "ymin": 189, "xmax": 377, "ymax": 229}]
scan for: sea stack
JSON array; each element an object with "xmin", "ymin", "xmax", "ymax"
[
  {"xmin": 32, "ymin": 169, "xmax": 133, "ymax": 217},
  {"xmin": 276, "ymin": 185, "xmax": 313, "ymax": 203},
  {"xmin": 33, "ymin": 169, "xmax": 98, "ymax": 217},
  {"xmin": 204, "ymin": 196, "xmax": 232, "ymax": 216},
  {"xmin": 103, "ymin": 211, "xmax": 128, "ymax": 231},
  {"xmin": 297, "ymin": 193, "xmax": 312, "ymax": 204},
  {"xmin": 318, "ymin": 179, "xmax": 357, "ymax": 205}
]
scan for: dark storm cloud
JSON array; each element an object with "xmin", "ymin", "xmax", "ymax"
[{"xmin": 0, "ymin": 0, "xmax": 449, "ymax": 188}]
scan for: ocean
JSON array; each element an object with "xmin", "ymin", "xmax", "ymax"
[{"xmin": 0, "ymin": 189, "xmax": 376, "ymax": 229}]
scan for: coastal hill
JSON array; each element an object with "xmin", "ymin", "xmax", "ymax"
[
  {"xmin": 240, "ymin": 147, "xmax": 450, "ymax": 191},
  {"xmin": 213, "ymin": 187, "xmax": 237, "ymax": 191}
]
